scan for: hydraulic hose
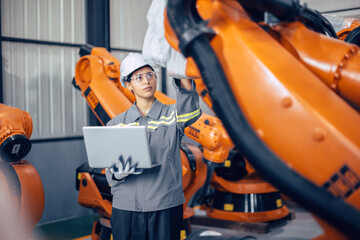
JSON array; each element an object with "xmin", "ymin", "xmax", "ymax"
[
  {"xmin": 237, "ymin": 0, "xmax": 299, "ymax": 21},
  {"xmin": 345, "ymin": 26, "xmax": 360, "ymax": 47},
  {"xmin": 237, "ymin": 0, "xmax": 338, "ymax": 38},
  {"xmin": 167, "ymin": 0, "xmax": 360, "ymax": 238},
  {"xmin": 295, "ymin": 6, "xmax": 338, "ymax": 38}
]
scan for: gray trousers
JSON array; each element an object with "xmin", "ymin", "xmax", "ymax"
[{"xmin": 110, "ymin": 205, "xmax": 184, "ymax": 240}]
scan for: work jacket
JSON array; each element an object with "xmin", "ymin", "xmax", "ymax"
[{"xmin": 105, "ymin": 79, "xmax": 201, "ymax": 212}]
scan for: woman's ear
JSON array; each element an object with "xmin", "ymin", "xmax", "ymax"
[{"xmin": 125, "ymin": 81, "xmax": 132, "ymax": 90}]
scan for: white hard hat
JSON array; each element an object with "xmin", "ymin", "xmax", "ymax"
[{"xmin": 120, "ymin": 52, "xmax": 152, "ymax": 88}]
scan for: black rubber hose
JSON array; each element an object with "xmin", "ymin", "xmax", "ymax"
[
  {"xmin": 167, "ymin": 0, "xmax": 360, "ymax": 238},
  {"xmin": 345, "ymin": 26, "xmax": 360, "ymax": 47},
  {"xmin": 297, "ymin": 8, "xmax": 338, "ymax": 38},
  {"xmin": 237, "ymin": 0, "xmax": 338, "ymax": 38},
  {"xmin": 321, "ymin": 15, "xmax": 338, "ymax": 38},
  {"xmin": 189, "ymin": 37, "xmax": 360, "ymax": 238},
  {"xmin": 237, "ymin": 0, "xmax": 299, "ymax": 21}
]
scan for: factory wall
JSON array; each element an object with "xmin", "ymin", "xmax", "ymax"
[
  {"xmin": 1, "ymin": 0, "xmax": 151, "ymax": 225},
  {"xmin": 27, "ymin": 139, "xmax": 90, "ymax": 223}
]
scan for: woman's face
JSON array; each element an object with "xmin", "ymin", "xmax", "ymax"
[{"xmin": 125, "ymin": 66, "xmax": 157, "ymax": 100}]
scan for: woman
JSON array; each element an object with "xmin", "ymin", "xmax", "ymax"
[{"xmin": 105, "ymin": 52, "xmax": 201, "ymax": 240}]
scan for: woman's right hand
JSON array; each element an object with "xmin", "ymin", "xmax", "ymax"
[{"xmin": 110, "ymin": 155, "xmax": 143, "ymax": 181}]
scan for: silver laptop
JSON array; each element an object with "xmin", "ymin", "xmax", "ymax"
[{"xmin": 82, "ymin": 126, "xmax": 154, "ymax": 169}]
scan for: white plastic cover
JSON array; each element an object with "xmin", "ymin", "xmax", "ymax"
[{"xmin": 142, "ymin": 0, "xmax": 188, "ymax": 78}]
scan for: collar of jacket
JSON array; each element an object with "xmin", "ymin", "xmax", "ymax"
[{"xmin": 126, "ymin": 98, "xmax": 163, "ymax": 122}]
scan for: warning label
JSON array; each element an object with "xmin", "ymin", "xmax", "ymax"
[
  {"xmin": 87, "ymin": 91, "xmax": 99, "ymax": 109},
  {"xmin": 323, "ymin": 165, "xmax": 360, "ymax": 198}
]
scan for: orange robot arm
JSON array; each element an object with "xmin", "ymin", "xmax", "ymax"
[
  {"xmin": 337, "ymin": 19, "xmax": 360, "ymax": 41},
  {"xmin": 185, "ymin": 113, "xmax": 233, "ymax": 165},
  {"xmin": 74, "ymin": 45, "xmax": 241, "ymax": 228},
  {"xmin": 166, "ymin": 0, "xmax": 360, "ymax": 238},
  {"xmin": 75, "ymin": 45, "xmax": 233, "ymax": 166},
  {"xmin": 0, "ymin": 104, "xmax": 44, "ymax": 239},
  {"xmin": 0, "ymin": 104, "xmax": 33, "ymax": 162},
  {"xmin": 272, "ymin": 22, "xmax": 360, "ymax": 112}
]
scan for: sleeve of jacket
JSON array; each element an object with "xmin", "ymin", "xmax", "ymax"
[{"xmin": 173, "ymin": 78, "xmax": 202, "ymax": 130}]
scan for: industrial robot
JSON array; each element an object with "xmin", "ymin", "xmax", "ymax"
[
  {"xmin": 165, "ymin": 0, "xmax": 360, "ymax": 239},
  {"xmin": 74, "ymin": 0, "xmax": 360, "ymax": 239},
  {"xmin": 0, "ymin": 104, "xmax": 44, "ymax": 240},
  {"xmin": 73, "ymin": 45, "xmax": 290, "ymax": 239}
]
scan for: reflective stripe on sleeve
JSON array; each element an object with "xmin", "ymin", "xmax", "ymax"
[{"xmin": 176, "ymin": 108, "xmax": 201, "ymax": 123}]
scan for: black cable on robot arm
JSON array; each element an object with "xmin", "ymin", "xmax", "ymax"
[
  {"xmin": 166, "ymin": 0, "xmax": 360, "ymax": 238},
  {"xmin": 344, "ymin": 27, "xmax": 360, "ymax": 46},
  {"xmin": 236, "ymin": 0, "xmax": 338, "ymax": 38},
  {"xmin": 297, "ymin": 7, "xmax": 338, "ymax": 38},
  {"xmin": 237, "ymin": 0, "xmax": 299, "ymax": 21},
  {"xmin": 321, "ymin": 15, "xmax": 338, "ymax": 38}
]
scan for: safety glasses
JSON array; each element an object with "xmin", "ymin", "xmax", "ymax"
[{"xmin": 130, "ymin": 71, "xmax": 157, "ymax": 83}]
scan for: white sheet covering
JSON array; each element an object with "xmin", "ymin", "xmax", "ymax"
[{"xmin": 142, "ymin": 0, "xmax": 189, "ymax": 78}]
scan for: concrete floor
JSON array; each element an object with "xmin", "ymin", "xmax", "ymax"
[
  {"xmin": 33, "ymin": 203, "xmax": 324, "ymax": 240},
  {"xmin": 190, "ymin": 205, "xmax": 324, "ymax": 240}
]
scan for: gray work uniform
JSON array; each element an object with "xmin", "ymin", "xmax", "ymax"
[{"xmin": 105, "ymin": 79, "xmax": 201, "ymax": 212}]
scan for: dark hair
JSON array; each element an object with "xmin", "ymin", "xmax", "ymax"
[{"xmin": 126, "ymin": 65, "xmax": 154, "ymax": 82}]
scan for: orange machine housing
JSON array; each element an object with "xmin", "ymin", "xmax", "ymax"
[
  {"xmin": 74, "ymin": 44, "xmax": 292, "ymax": 239},
  {"xmin": 0, "ymin": 104, "xmax": 33, "ymax": 161},
  {"xmin": 0, "ymin": 104, "xmax": 44, "ymax": 239},
  {"xmin": 164, "ymin": 0, "xmax": 360, "ymax": 239},
  {"xmin": 337, "ymin": 19, "xmax": 360, "ymax": 41},
  {"xmin": 207, "ymin": 172, "xmax": 289, "ymax": 222},
  {"xmin": 165, "ymin": 1, "xmax": 290, "ymax": 224},
  {"xmin": 273, "ymin": 22, "xmax": 360, "ymax": 112}
]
